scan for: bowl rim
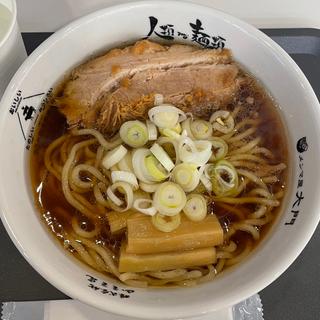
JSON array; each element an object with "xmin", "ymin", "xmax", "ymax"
[{"xmin": 1, "ymin": 1, "xmax": 320, "ymax": 318}]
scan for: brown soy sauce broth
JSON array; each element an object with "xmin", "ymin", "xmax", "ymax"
[
  {"xmin": 214, "ymin": 76, "xmax": 288, "ymax": 255},
  {"xmin": 30, "ymin": 63, "xmax": 288, "ymax": 278},
  {"xmin": 31, "ymin": 104, "xmax": 123, "ymax": 255}
]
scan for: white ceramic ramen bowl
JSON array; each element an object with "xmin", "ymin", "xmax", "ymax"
[{"xmin": 0, "ymin": 1, "xmax": 319, "ymax": 319}]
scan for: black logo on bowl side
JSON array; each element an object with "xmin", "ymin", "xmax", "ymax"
[
  {"xmin": 285, "ymin": 137, "xmax": 308, "ymax": 226},
  {"xmin": 145, "ymin": 16, "xmax": 226, "ymax": 49},
  {"xmin": 296, "ymin": 137, "xmax": 308, "ymax": 153},
  {"xmin": 8, "ymin": 89, "xmax": 52, "ymax": 149},
  {"xmin": 86, "ymin": 274, "xmax": 135, "ymax": 298}
]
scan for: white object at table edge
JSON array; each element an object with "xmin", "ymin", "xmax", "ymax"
[{"xmin": 16, "ymin": 0, "xmax": 320, "ymax": 32}]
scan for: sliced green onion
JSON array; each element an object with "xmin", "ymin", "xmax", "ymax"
[
  {"xmin": 183, "ymin": 194, "xmax": 207, "ymax": 222},
  {"xmin": 157, "ymin": 137, "xmax": 180, "ymax": 164},
  {"xmin": 208, "ymin": 137, "xmax": 228, "ymax": 161},
  {"xmin": 133, "ymin": 198, "xmax": 157, "ymax": 216},
  {"xmin": 146, "ymin": 120, "xmax": 158, "ymax": 140},
  {"xmin": 203, "ymin": 164, "xmax": 215, "ymax": 179},
  {"xmin": 152, "ymin": 213, "xmax": 181, "ymax": 232},
  {"xmin": 172, "ymin": 163, "xmax": 200, "ymax": 192},
  {"xmin": 150, "ymin": 143, "xmax": 175, "ymax": 172},
  {"xmin": 165, "ymin": 123, "xmax": 182, "ymax": 134},
  {"xmin": 102, "ymin": 145, "xmax": 127, "ymax": 170},
  {"xmin": 178, "ymin": 136, "xmax": 196, "ymax": 153},
  {"xmin": 132, "ymin": 148, "xmax": 169, "ymax": 184},
  {"xmin": 211, "ymin": 160, "xmax": 239, "ymax": 197},
  {"xmin": 198, "ymin": 164, "xmax": 213, "ymax": 192},
  {"xmin": 111, "ymin": 171, "xmax": 138, "ymax": 190},
  {"xmin": 153, "ymin": 182, "xmax": 187, "ymax": 216},
  {"xmin": 210, "ymin": 110, "xmax": 234, "ymax": 134},
  {"xmin": 132, "ymin": 148, "xmax": 154, "ymax": 183},
  {"xmin": 139, "ymin": 181, "xmax": 162, "ymax": 193},
  {"xmin": 120, "ymin": 120, "xmax": 148, "ymax": 148},
  {"xmin": 148, "ymin": 105, "xmax": 186, "ymax": 128},
  {"xmin": 179, "ymin": 138, "xmax": 212, "ymax": 166},
  {"xmin": 107, "ymin": 186, "xmax": 123, "ymax": 206},
  {"xmin": 159, "ymin": 123, "xmax": 182, "ymax": 139},
  {"xmin": 181, "ymin": 118, "xmax": 195, "ymax": 139},
  {"xmin": 107, "ymin": 181, "xmax": 133, "ymax": 212},
  {"xmin": 159, "ymin": 128, "xmax": 181, "ymax": 139},
  {"xmin": 117, "ymin": 150, "xmax": 133, "ymax": 172},
  {"xmin": 145, "ymin": 155, "xmax": 169, "ymax": 182},
  {"xmin": 200, "ymin": 173, "xmax": 212, "ymax": 192},
  {"xmin": 173, "ymin": 122, "xmax": 182, "ymax": 134},
  {"xmin": 191, "ymin": 120, "xmax": 213, "ymax": 139}
]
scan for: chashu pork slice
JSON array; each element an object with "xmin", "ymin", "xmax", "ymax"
[
  {"xmin": 97, "ymin": 64, "xmax": 239, "ymax": 130},
  {"xmin": 57, "ymin": 40, "xmax": 240, "ymax": 134}
]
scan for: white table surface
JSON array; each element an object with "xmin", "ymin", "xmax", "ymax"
[{"xmin": 16, "ymin": 0, "xmax": 320, "ymax": 32}]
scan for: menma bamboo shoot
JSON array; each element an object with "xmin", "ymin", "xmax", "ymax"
[
  {"xmin": 126, "ymin": 214, "xmax": 223, "ymax": 254},
  {"xmin": 119, "ymin": 245, "xmax": 216, "ymax": 273},
  {"xmin": 107, "ymin": 210, "xmax": 143, "ymax": 234}
]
